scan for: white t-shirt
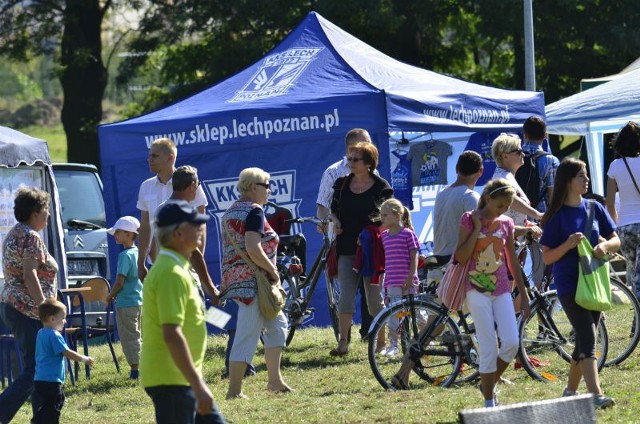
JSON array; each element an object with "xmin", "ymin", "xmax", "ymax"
[
  {"xmin": 316, "ymin": 158, "xmax": 350, "ymax": 209},
  {"xmin": 607, "ymin": 157, "xmax": 640, "ymax": 227},
  {"xmin": 137, "ymin": 176, "xmax": 208, "ymax": 235},
  {"xmin": 492, "ymin": 167, "xmax": 529, "ymax": 226},
  {"xmin": 433, "ymin": 185, "xmax": 480, "ymax": 256}
]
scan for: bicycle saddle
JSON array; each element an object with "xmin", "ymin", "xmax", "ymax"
[
  {"xmin": 278, "ymin": 233, "xmax": 306, "ymax": 249},
  {"xmin": 423, "ymin": 255, "xmax": 451, "ymax": 268}
]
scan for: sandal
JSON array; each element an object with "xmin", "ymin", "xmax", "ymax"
[
  {"xmin": 330, "ymin": 339, "xmax": 349, "ymax": 357},
  {"xmin": 390, "ymin": 374, "xmax": 410, "ymax": 391}
]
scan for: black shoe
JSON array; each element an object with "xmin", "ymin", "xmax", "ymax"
[{"xmin": 360, "ymin": 334, "xmax": 369, "ymax": 342}]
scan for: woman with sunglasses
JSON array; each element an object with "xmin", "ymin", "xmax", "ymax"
[
  {"xmin": 491, "ymin": 133, "xmax": 544, "ymax": 234},
  {"xmin": 220, "ymin": 167, "xmax": 292, "ymax": 399},
  {"xmin": 328, "ymin": 142, "xmax": 393, "ymax": 356}
]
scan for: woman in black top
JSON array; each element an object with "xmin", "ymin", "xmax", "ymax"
[{"xmin": 329, "ymin": 142, "xmax": 393, "ymax": 356}]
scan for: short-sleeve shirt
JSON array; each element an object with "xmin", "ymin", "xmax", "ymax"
[
  {"xmin": 1, "ymin": 223, "xmax": 58, "ymax": 320},
  {"xmin": 381, "ymin": 228, "xmax": 420, "ymax": 288},
  {"xmin": 540, "ymin": 200, "xmax": 616, "ymax": 297},
  {"xmin": 492, "ymin": 167, "xmax": 529, "ymax": 226},
  {"xmin": 460, "ymin": 212, "xmax": 514, "ymax": 296},
  {"xmin": 331, "ymin": 175, "xmax": 393, "ymax": 256},
  {"xmin": 433, "ymin": 185, "xmax": 480, "ymax": 256},
  {"xmin": 137, "ymin": 175, "xmax": 208, "ymax": 238},
  {"xmin": 316, "ymin": 158, "xmax": 380, "ymax": 209},
  {"xmin": 140, "ymin": 248, "xmax": 207, "ymax": 388},
  {"xmin": 220, "ymin": 201, "xmax": 279, "ymax": 303},
  {"xmin": 407, "ymin": 141, "xmax": 453, "ymax": 186},
  {"xmin": 522, "ymin": 142, "xmax": 560, "ymax": 213},
  {"xmin": 115, "ymin": 247, "xmax": 143, "ymax": 307},
  {"xmin": 35, "ymin": 328, "xmax": 68, "ymax": 383},
  {"xmin": 607, "ymin": 157, "xmax": 640, "ymax": 227}
]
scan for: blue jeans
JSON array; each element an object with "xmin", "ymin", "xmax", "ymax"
[
  {"xmin": 0, "ymin": 303, "xmax": 42, "ymax": 423},
  {"xmin": 145, "ymin": 385, "xmax": 226, "ymax": 424}
]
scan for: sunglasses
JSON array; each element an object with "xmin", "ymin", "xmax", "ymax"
[
  {"xmin": 255, "ymin": 182, "xmax": 270, "ymax": 189},
  {"xmin": 347, "ymin": 156, "xmax": 364, "ymax": 162},
  {"xmin": 508, "ymin": 148, "xmax": 524, "ymax": 155}
]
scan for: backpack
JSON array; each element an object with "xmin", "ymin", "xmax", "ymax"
[{"xmin": 514, "ymin": 151, "xmax": 549, "ymax": 208}]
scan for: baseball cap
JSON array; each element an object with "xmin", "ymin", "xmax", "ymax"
[
  {"xmin": 107, "ymin": 216, "xmax": 141, "ymax": 235},
  {"xmin": 155, "ymin": 201, "xmax": 209, "ymax": 228}
]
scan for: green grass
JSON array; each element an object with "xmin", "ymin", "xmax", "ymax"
[
  {"xmin": 6, "ymin": 325, "xmax": 640, "ymax": 423},
  {"xmin": 20, "ymin": 124, "xmax": 67, "ymax": 163}
]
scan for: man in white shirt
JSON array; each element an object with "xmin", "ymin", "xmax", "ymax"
[
  {"xmin": 137, "ymin": 138, "xmax": 208, "ymax": 281},
  {"xmin": 316, "ymin": 128, "xmax": 375, "ymax": 341}
]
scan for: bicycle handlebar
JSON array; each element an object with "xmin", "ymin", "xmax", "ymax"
[{"xmin": 284, "ymin": 216, "xmax": 332, "ymax": 225}]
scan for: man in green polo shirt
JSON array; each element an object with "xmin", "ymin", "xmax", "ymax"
[{"xmin": 140, "ymin": 201, "xmax": 225, "ymax": 424}]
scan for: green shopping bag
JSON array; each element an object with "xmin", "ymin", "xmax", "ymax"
[{"xmin": 575, "ymin": 238, "xmax": 611, "ymax": 311}]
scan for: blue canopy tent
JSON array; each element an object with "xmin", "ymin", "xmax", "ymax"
[
  {"xmin": 99, "ymin": 12, "xmax": 544, "ymax": 327},
  {"xmin": 0, "ymin": 126, "xmax": 67, "ymax": 289},
  {"xmin": 546, "ymin": 68, "xmax": 640, "ymax": 195}
]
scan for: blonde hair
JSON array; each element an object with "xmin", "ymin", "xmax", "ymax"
[
  {"xmin": 478, "ymin": 178, "xmax": 516, "ymax": 209},
  {"xmin": 491, "ymin": 133, "xmax": 521, "ymax": 168},
  {"xmin": 237, "ymin": 167, "xmax": 270, "ymax": 195},
  {"xmin": 380, "ymin": 198, "xmax": 414, "ymax": 231},
  {"xmin": 151, "ymin": 137, "xmax": 178, "ymax": 158}
]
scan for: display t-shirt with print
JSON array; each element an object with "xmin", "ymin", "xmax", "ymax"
[
  {"xmin": 407, "ymin": 140, "xmax": 453, "ymax": 186},
  {"xmin": 460, "ymin": 212, "xmax": 514, "ymax": 296},
  {"xmin": 391, "ymin": 150, "xmax": 414, "ymax": 209}
]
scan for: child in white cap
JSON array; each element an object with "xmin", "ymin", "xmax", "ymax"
[{"xmin": 106, "ymin": 216, "xmax": 143, "ymax": 379}]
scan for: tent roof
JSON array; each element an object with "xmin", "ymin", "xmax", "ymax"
[
  {"xmin": 0, "ymin": 126, "xmax": 51, "ymax": 167},
  {"xmin": 546, "ymin": 68, "xmax": 640, "ymax": 135},
  {"xmin": 102, "ymin": 11, "xmax": 543, "ymax": 133}
]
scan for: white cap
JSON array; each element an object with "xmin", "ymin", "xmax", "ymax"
[{"xmin": 107, "ymin": 216, "xmax": 140, "ymax": 235}]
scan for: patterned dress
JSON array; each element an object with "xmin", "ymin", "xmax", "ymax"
[
  {"xmin": 220, "ymin": 201, "xmax": 278, "ymax": 304},
  {"xmin": 1, "ymin": 222, "xmax": 58, "ymax": 319}
]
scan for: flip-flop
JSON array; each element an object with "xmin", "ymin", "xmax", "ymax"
[{"xmin": 390, "ymin": 374, "xmax": 410, "ymax": 390}]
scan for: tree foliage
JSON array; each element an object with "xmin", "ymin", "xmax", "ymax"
[
  {"xmin": 0, "ymin": 0, "xmax": 111, "ymax": 165},
  {"xmin": 120, "ymin": 0, "xmax": 640, "ymax": 114}
]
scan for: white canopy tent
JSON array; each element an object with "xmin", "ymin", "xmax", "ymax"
[{"xmin": 546, "ymin": 68, "xmax": 640, "ymax": 195}]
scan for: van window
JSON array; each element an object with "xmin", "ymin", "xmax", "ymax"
[{"xmin": 55, "ymin": 170, "xmax": 106, "ymax": 228}]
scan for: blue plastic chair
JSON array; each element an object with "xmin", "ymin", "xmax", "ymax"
[{"xmin": 0, "ymin": 320, "xmax": 24, "ymax": 389}]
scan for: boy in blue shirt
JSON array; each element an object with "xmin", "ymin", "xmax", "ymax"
[
  {"xmin": 32, "ymin": 299, "xmax": 94, "ymax": 424},
  {"xmin": 106, "ymin": 216, "xmax": 143, "ymax": 380}
]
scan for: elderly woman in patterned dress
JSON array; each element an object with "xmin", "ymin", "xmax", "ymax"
[
  {"xmin": 220, "ymin": 167, "xmax": 292, "ymax": 400},
  {"xmin": 0, "ymin": 187, "xmax": 58, "ymax": 423}
]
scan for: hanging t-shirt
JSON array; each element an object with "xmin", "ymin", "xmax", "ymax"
[
  {"xmin": 390, "ymin": 150, "xmax": 414, "ymax": 210},
  {"xmin": 407, "ymin": 140, "xmax": 452, "ymax": 186},
  {"xmin": 464, "ymin": 132, "xmax": 500, "ymax": 186}
]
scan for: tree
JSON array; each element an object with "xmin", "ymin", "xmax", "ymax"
[{"xmin": 0, "ymin": 0, "xmax": 112, "ymax": 165}]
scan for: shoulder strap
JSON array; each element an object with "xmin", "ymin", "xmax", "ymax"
[
  {"xmin": 224, "ymin": 224, "xmax": 260, "ymax": 274},
  {"xmin": 583, "ymin": 200, "xmax": 596, "ymax": 241},
  {"xmin": 622, "ymin": 157, "xmax": 640, "ymax": 195}
]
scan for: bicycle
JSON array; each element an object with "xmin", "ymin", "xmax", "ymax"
[
  {"xmin": 538, "ymin": 261, "xmax": 640, "ymax": 368},
  {"xmin": 367, "ymin": 256, "xmax": 481, "ymax": 390},
  {"xmin": 276, "ymin": 215, "xmax": 340, "ymax": 346}
]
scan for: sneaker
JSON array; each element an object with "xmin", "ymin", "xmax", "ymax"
[
  {"xmin": 562, "ymin": 388, "xmax": 579, "ymax": 397},
  {"xmin": 594, "ymin": 395, "xmax": 615, "ymax": 409},
  {"xmin": 478, "ymin": 383, "xmax": 499, "ymax": 406},
  {"xmin": 384, "ymin": 346, "xmax": 399, "ymax": 357},
  {"xmin": 129, "ymin": 369, "xmax": 139, "ymax": 380}
]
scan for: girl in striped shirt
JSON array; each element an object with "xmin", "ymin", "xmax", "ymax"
[{"xmin": 379, "ymin": 198, "xmax": 420, "ymax": 356}]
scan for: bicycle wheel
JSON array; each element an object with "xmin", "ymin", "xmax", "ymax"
[
  {"xmin": 603, "ymin": 276, "xmax": 640, "ymax": 366},
  {"xmin": 452, "ymin": 310, "xmax": 480, "ymax": 384},
  {"xmin": 325, "ymin": 272, "xmax": 341, "ymax": 343},
  {"xmin": 280, "ymin": 273, "xmax": 302, "ymax": 346},
  {"xmin": 519, "ymin": 291, "xmax": 608, "ymax": 382},
  {"xmin": 368, "ymin": 297, "xmax": 463, "ymax": 390}
]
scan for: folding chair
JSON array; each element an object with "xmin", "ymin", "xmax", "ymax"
[
  {"xmin": 66, "ymin": 278, "xmax": 120, "ymax": 380},
  {"xmin": 0, "ymin": 321, "xmax": 23, "ymax": 388}
]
